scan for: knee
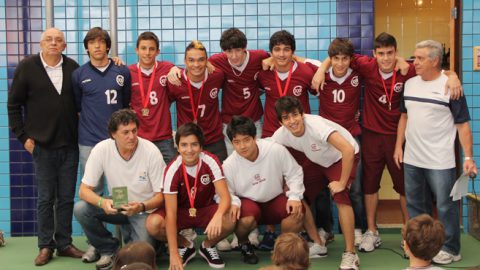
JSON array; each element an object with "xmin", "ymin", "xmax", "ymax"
[
  {"xmin": 239, "ymin": 216, "xmax": 256, "ymax": 228},
  {"xmin": 145, "ymin": 214, "xmax": 166, "ymax": 239},
  {"xmin": 73, "ymin": 200, "xmax": 90, "ymax": 220}
]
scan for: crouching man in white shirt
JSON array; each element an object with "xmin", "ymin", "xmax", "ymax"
[{"xmin": 223, "ymin": 115, "xmax": 327, "ymax": 265}]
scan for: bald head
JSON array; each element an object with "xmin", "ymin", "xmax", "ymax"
[{"xmin": 40, "ymin": 28, "xmax": 66, "ymax": 59}]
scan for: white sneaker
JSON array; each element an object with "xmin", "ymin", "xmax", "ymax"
[
  {"xmin": 318, "ymin": 228, "xmax": 334, "ymax": 245},
  {"xmin": 179, "ymin": 228, "xmax": 197, "ymax": 242},
  {"xmin": 95, "ymin": 254, "xmax": 115, "ymax": 270},
  {"xmin": 308, "ymin": 243, "xmax": 328, "ymax": 258},
  {"xmin": 354, "ymin": 229, "xmax": 363, "ymax": 247},
  {"xmin": 339, "ymin": 252, "xmax": 360, "ymax": 270},
  {"xmin": 230, "ymin": 234, "xmax": 239, "ymax": 250},
  {"xmin": 358, "ymin": 230, "xmax": 381, "ymax": 252},
  {"xmin": 82, "ymin": 244, "xmax": 100, "ymax": 263},
  {"xmin": 216, "ymin": 238, "xmax": 232, "ymax": 252},
  {"xmin": 432, "ymin": 250, "xmax": 461, "ymax": 265},
  {"xmin": 248, "ymin": 228, "xmax": 260, "ymax": 247}
]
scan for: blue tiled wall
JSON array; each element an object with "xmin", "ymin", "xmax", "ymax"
[{"xmin": 461, "ymin": 0, "xmax": 480, "ymax": 232}]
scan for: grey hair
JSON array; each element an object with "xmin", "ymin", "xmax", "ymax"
[
  {"xmin": 415, "ymin": 40, "xmax": 443, "ymax": 69},
  {"xmin": 40, "ymin": 27, "xmax": 65, "ymax": 42}
]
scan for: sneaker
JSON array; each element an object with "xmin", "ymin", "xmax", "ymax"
[
  {"xmin": 240, "ymin": 242, "xmax": 259, "ymax": 264},
  {"xmin": 358, "ymin": 230, "xmax": 381, "ymax": 252},
  {"xmin": 95, "ymin": 254, "xmax": 115, "ymax": 270},
  {"xmin": 309, "ymin": 243, "xmax": 328, "ymax": 258},
  {"xmin": 354, "ymin": 229, "xmax": 363, "ymax": 247},
  {"xmin": 199, "ymin": 243, "xmax": 225, "ymax": 268},
  {"xmin": 248, "ymin": 228, "xmax": 260, "ymax": 247},
  {"xmin": 258, "ymin": 231, "xmax": 277, "ymax": 251},
  {"xmin": 178, "ymin": 245, "xmax": 196, "ymax": 267},
  {"xmin": 432, "ymin": 250, "xmax": 462, "ymax": 265},
  {"xmin": 318, "ymin": 228, "xmax": 335, "ymax": 245},
  {"xmin": 339, "ymin": 252, "xmax": 360, "ymax": 270},
  {"xmin": 179, "ymin": 228, "xmax": 197, "ymax": 242},
  {"xmin": 230, "ymin": 234, "xmax": 239, "ymax": 250},
  {"xmin": 82, "ymin": 245, "xmax": 100, "ymax": 263},
  {"xmin": 216, "ymin": 238, "xmax": 232, "ymax": 252},
  {"xmin": 0, "ymin": 230, "xmax": 5, "ymax": 246}
]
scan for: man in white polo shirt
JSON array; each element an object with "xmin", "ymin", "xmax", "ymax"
[{"xmin": 394, "ymin": 40, "xmax": 477, "ymax": 265}]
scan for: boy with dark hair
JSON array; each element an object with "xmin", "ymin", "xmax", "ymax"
[
  {"xmin": 166, "ymin": 40, "xmax": 228, "ymax": 162},
  {"xmin": 129, "ymin": 31, "xmax": 176, "ymax": 164},
  {"xmin": 402, "ymin": 214, "xmax": 445, "ymax": 270},
  {"xmin": 312, "ymin": 32, "xmax": 462, "ymax": 253},
  {"xmin": 146, "ymin": 122, "xmax": 234, "ymax": 269},
  {"xmin": 223, "ymin": 116, "xmax": 327, "ymax": 265},
  {"xmin": 273, "ymin": 96, "xmax": 360, "ymax": 270}
]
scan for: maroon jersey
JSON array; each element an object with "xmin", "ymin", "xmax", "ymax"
[
  {"xmin": 129, "ymin": 61, "xmax": 174, "ymax": 141},
  {"xmin": 321, "ymin": 68, "xmax": 362, "ymax": 137},
  {"xmin": 163, "ymin": 151, "xmax": 224, "ymax": 209},
  {"xmin": 258, "ymin": 61, "xmax": 317, "ymax": 137},
  {"xmin": 209, "ymin": 50, "xmax": 269, "ymax": 123},
  {"xmin": 167, "ymin": 68, "xmax": 225, "ymax": 144},
  {"xmin": 351, "ymin": 54, "xmax": 416, "ymax": 135}
]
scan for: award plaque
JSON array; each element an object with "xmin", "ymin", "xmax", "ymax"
[{"xmin": 112, "ymin": 186, "xmax": 129, "ymax": 209}]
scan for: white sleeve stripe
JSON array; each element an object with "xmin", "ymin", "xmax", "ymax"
[
  {"xmin": 163, "ymin": 158, "xmax": 182, "ymax": 193},
  {"xmin": 202, "ymin": 153, "xmax": 224, "ymax": 179}
]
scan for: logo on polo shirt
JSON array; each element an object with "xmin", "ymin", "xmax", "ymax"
[
  {"xmin": 311, "ymin": 144, "xmax": 321, "ymax": 152},
  {"xmin": 252, "ymin": 174, "xmax": 266, "ymax": 186},
  {"xmin": 116, "ymin": 75, "xmax": 125, "ymax": 86},
  {"xmin": 351, "ymin": 76, "xmax": 359, "ymax": 87},
  {"xmin": 254, "ymin": 71, "xmax": 259, "ymax": 80},
  {"xmin": 159, "ymin": 75, "xmax": 167, "ymax": 86},
  {"xmin": 138, "ymin": 171, "xmax": 148, "ymax": 181},
  {"xmin": 394, "ymin": 82, "xmax": 404, "ymax": 93},
  {"xmin": 200, "ymin": 174, "xmax": 211, "ymax": 185},
  {"xmin": 210, "ymin": 88, "xmax": 219, "ymax": 99},
  {"xmin": 293, "ymin": 85, "xmax": 303, "ymax": 96}
]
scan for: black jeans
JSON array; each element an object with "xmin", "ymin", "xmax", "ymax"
[{"xmin": 33, "ymin": 145, "xmax": 79, "ymax": 249}]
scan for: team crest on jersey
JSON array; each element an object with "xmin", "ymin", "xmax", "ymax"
[
  {"xmin": 200, "ymin": 174, "xmax": 211, "ymax": 185},
  {"xmin": 254, "ymin": 71, "xmax": 259, "ymax": 80},
  {"xmin": 159, "ymin": 75, "xmax": 167, "ymax": 87},
  {"xmin": 311, "ymin": 144, "xmax": 321, "ymax": 152},
  {"xmin": 210, "ymin": 88, "xmax": 219, "ymax": 99},
  {"xmin": 116, "ymin": 75, "xmax": 125, "ymax": 86},
  {"xmin": 252, "ymin": 174, "xmax": 266, "ymax": 186},
  {"xmin": 292, "ymin": 85, "xmax": 303, "ymax": 96},
  {"xmin": 393, "ymin": 82, "xmax": 404, "ymax": 93},
  {"xmin": 351, "ymin": 76, "xmax": 359, "ymax": 87}
]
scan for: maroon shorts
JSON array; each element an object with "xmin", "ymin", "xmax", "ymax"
[
  {"xmin": 240, "ymin": 194, "xmax": 303, "ymax": 225},
  {"xmin": 152, "ymin": 204, "xmax": 218, "ymax": 230},
  {"xmin": 361, "ymin": 128, "xmax": 405, "ymax": 195},
  {"xmin": 287, "ymin": 147, "xmax": 359, "ymax": 206}
]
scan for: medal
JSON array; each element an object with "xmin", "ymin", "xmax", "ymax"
[
  {"xmin": 189, "ymin": 207, "xmax": 197, "ymax": 217},
  {"xmin": 380, "ymin": 69, "xmax": 397, "ymax": 111},
  {"xmin": 137, "ymin": 63, "xmax": 157, "ymax": 117},
  {"xmin": 186, "ymin": 75, "xmax": 205, "ymax": 123},
  {"xmin": 274, "ymin": 63, "xmax": 294, "ymax": 97},
  {"xmin": 182, "ymin": 160, "xmax": 201, "ymax": 218}
]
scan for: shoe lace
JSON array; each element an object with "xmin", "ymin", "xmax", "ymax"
[
  {"xmin": 205, "ymin": 247, "xmax": 220, "ymax": 260},
  {"xmin": 178, "ymin": 247, "xmax": 188, "ymax": 258},
  {"xmin": 242, "ymin": 244, "xmax": 254, "ymax": 255},
  {"xmin": 342, "ymin": 252, "xmax": 356, "ymax": 265}
]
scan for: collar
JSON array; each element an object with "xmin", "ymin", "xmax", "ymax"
[{"xmin": 39, "ymin": 51, "xmax": 63, "ymax": 68}]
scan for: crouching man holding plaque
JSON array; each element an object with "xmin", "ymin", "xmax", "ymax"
[
  {"xmin": 74, "ymin": 109, "xmax": 166, "ymax": 270},
  {"xmin": 145, "ymin": 122, "xmax": 235, "ymax": 270}
]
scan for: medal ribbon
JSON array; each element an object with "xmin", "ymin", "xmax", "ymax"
[
  {"xmin": 380, "ymin": 68, "xmax": 397, "ymax": 108},
  {"xmin": 274, "ymin": 64, "xmax": 294, "ymax": 97},
  {"xmin": 137, "ymin": 63, "xmax": 157, "ymax": 110},
  {"xmin": 182, "ymin": 160, "xmax": 201, "ymax": 210},
  {"xmin": 186, "ymin": 75, "xmax": 205, "ymax": 122}
]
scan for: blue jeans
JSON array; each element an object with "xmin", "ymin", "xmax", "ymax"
[
  {"xmin": 73, "ymin": 200, "xmax": 155, "ymax": 255},
  {"xmin": 152, "ymin": 138, "xmax": 176, "ymax": 164},
  {"xmin": 33, "ymin": 145, "xmax": 79, "ymax": 249},
  {"xmin": 404, "ymin": 163, "xmax": 460, "ymax": 255},
  {"xmin": 79, "ymin": 144, "xmax": 105, "ymax": 195}
]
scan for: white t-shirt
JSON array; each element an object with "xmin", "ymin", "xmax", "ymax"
[
  {"xmin": 223, "ymin": 139, "xmax": 304, "ymax": 206},
  {"xmin": 82, "ymin": 137, "xmax": 166, "ymax": 202},
  {"xmin": 402, "ymin": 74, "xmax": 470, "ymax": 169},
  {"xmin": 272, "ymin": 114, "xmax": 359, "ymax": 167}
]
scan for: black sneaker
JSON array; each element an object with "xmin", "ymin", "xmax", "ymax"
[
  {"xmin": 258, "ymin": 231, "xmax": 277, "ymax": 251},
  {"xmin": 199, "ymin": 244, "xmax": 225, "ymax": 268},
  {"xmin": 178, "ymin": 246, "xmax": 196, "ymax": 267},
  {"xmin": 240, "ymin": 242, "xmax": 259, "ymax": 264}
]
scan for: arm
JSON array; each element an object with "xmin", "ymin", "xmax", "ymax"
[
  {"xmin": 282, "ymin": 152, "xmax": 305, "ymax": 218},
  {"xmin": 7, "ymin": 61, "xmax": 30, "ymax": 145},
  {"xmin": 443, "ymin": 70, "xmax": 462, "ymax": 99},
  {"xmin": 164, "ymin": 193, "xmax": 184, "ymax": 270},
  {"xmin": 167, "ymin": 66, "xmax": 182, "ymax": 86},
  {"xmin": 326, "ymin": 131, "xmax": 355, "ymax": 194},
  {"xmin": 456, "ymin": 122, "xmax": 478, "ymax": 176},
  {"xmin": 205, "ymin": 179, "xmax": 231, "ymax": 240},
  {"xmin": 223, "ymin": 167, "xmax": 242, "ymax": 221},
  {"xmin": 395, "ymin": 56, "xmax": 410, "ymax": 76},
  {"xmin": 79, "ymin": 183, "xmax": 118, "ymax": 215},
  {"xmin": 122, "ymin": 192, "xmax": 164, "ymax": 216},
  {"xmin": 311, "ymin": 57, "xmax": 331, "ymax": 91},
  {"xmin": 394, "ymin": 113, "xmax": 408, "ymax": 169}
]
